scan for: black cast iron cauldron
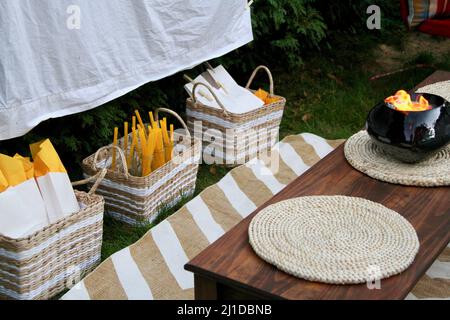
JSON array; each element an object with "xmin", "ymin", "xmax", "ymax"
[{"xmin": 366, "ymin": 93, "xmax": 450, "ymax": 163}]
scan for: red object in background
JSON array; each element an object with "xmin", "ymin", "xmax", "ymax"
[
  {"xmin": 400, "ymin": 0, "xmax": 450, "ymax": 38},
  {"xmin": 419, "ymin": 19, "xmax": 450, "ymax": 37}
]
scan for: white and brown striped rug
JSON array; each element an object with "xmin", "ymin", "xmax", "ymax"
[{"xmin": 62, "ymin": 133, "xmax": 450, "ymax": 300}]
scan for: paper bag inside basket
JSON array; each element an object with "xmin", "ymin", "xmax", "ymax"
[
  {"xmin": 184, "ymin": 65, "xmax": 264, "ymax": 114},
  {"xmin": 0, "ymin": 154, "xmax": 50, "ymax": 238},
  {"xmin": 209, "ymin": 65, "xmax": 265, "ymax": 111},
  {"xmin": 31, "ymin": 139, "xmax": 80, "ymax": 223},
  {"xmin": 212, "ymin": 65, "xmax": 264, "ymax": 105}
]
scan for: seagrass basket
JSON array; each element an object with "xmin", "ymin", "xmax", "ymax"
[
  {"xmin": 81, "ymin": 108, "xmax": 201, "ymax": 225},
  {"xmin": 0, "ymin": 171, "xmax": 106, "ymax": 300},
  {"xmin": 186, "ymin": 65, "xmax": 286, "ymax": 166}
]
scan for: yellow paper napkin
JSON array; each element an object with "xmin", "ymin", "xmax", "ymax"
[
  {"xmin": 30, "ymin": 139, "xmax": 67, "ymax": 177},
  {"xmin": 0, "ymin": 154, "xmax": 28, "ymax": 187},
  {"xmin": 0, "ymin": 169, "xmax": 8, "ymax": 192},
  {"xmin": 13, "ymin": 154, "xmax": 34, "ymax": 179}
]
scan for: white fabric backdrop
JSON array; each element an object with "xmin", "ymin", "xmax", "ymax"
[{"xmin": 0, "ymin": 0, "xmax": 253, "ymax": 140}]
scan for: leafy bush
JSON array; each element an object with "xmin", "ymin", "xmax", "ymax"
[
  {"xmin": 0, "ymin": 1, "xmax": 404, "ymax": 179},
  {"xmin": 316, "ymin": 1, "xmax": 401, "ymax": 31},
  {"xmin": 242, "ymin": 0, "xmax": 327, "ymax": 68},
  {"xmin": 0, "ymin": 81, "xmax": 175, "ymax": 179}
]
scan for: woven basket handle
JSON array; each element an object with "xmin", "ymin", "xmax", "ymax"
[
  {"xmin": 92, "ymin": 145, "xmax": 129, "ymax": 178},
  {"xmin": 245, "ymin": 65, "xmax": 274, "ymax": 95},
  {"xmin": 71, "ymin": 168, "xmax": 107, "ymax": 195},
  {"xmin": 192, "ymin": 82, "xmax": 229, "ymax": 116},
  {"xmin": 155, "ymin": 107, "xmax": 191, "ymax": 139}
]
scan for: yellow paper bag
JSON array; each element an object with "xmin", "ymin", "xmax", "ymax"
[
  {"xmin": 254, "ymin": 88, "xmax": 269, "ymax": 102},
  {"xmin": 30, "ymin": 139, "xmax": 79, "ymax": 223},
  {"xmin": 0, "ymin": 169, "xmax": 8, "ymax": 193},
  {"xmin": 0, "ymin": 154, "xmax": 50, "ymax": 238},
  {"xmin": 0, "ymin": 154, "xmax": 27, "ymax": 187},
  {"xmin": 13, "ymin": 154, "xmax": 34, "ymax": 179},
  {"xmin": 151, "ymin": 129, "xmax": 165, "ymax": 171},
  {"xmin": 30, "ymin": 139, "xmax": 67, "ymax": 177}
]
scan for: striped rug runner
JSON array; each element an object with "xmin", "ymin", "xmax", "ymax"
[{"xmin": 62, "ymin": 133, "xmax": 450, "ymax": 300}]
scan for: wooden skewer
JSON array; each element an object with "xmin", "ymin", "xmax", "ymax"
[
  {"xmin": 143, "ymin": 129, "xmax": 157, "ymax": 176},
  {"xmin": 203, "ymin": 64, "xmax": 229, "ymax": 95},
  {"xmin": 204, "ymin": 62, "xmax": 214, "ymax": 71},
  {"xmin": 128, "ymin": 124, "xmax": 138, "ymax": 171},
  {"xmin": 199, "ymin": 90, "xmax": 214, "ymax": 101},
  {"xmin": 137, "ymin": 124, "xmax": 147, "ymax": 150},
  {"xmin": 183, "ymin": 74, "xmax": 213, "ymax": 101},
  {"xmin": 129, "ymin": 116, "xmax": 137, "ymax": 173},
  {"xmin": 169, "ymin": 124, "xmax": 174, "ymax": 161},
  {"xmin": 160, "ymin": 121, "xmax": 169, "ymax": 165},
  {"xmin": 218, "ymin": 82, "xmax": 228, "ymax": 94},
  {"xmin": 207, "ymin": 69, "xmax": 229, "ymax": 94},
  {"xmin": 132, "ymin": 116, "xmax": 136, "ymax": 131},
  {"xmin": 149, "ymin": 111, "xmax": 156, "ymax": 128},
  {"xmin": 137, "ymin": 124, "xmax": 148, "ymax": 176},
  {"xmin": 135, "ymin": 110, "xmax": 146, "ymax": 135},
  {"xmin": 161, "ymin": 118, "xmax": 170, "ymax": 153},
  {"xmin": 123, "ymin": 121, "xmax": 129, "ymax": 160},
  {"xmin": 127, "ymin": 130, "xmax": 136, "ymax": 169},
  {"xmin": 112, "ymin": 127, "xmax": 118, "ymax": 171},
  {"xmin": 183, "ymin": 74, "xmax": 194, "ymax": 82}
]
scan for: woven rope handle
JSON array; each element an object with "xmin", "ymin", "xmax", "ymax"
[
  {"xmin": 92, "ymin": 145, "xmax": 129, "ymax": 179},
  {"xmin": 245, "ymin": 65, "xmax": 274, "ymax": 95},
  {"xmin": 72, "ymin": 168, "xmax": 107, "ymax": 195},
  {"xmin": 155, "ymin": 107, "xmax": 191, "ymax": 139},
  {"xmin": 192, "ymin": 82, "xmax": 228, "ymax": 116}
]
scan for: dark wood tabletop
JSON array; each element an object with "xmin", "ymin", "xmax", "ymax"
[{"xmin": 185, "ymin": 71, "xmax": 450, "ymax": 300}]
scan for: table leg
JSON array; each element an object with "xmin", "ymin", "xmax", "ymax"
[{"xmin": 194, "ymin": 274, "xmax": 218, "ymax": 300}]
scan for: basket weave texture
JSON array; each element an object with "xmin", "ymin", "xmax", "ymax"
[
  {"xmin": 186, "ymin": 66, "xmax": 286, "ymax": 166},
  {"xmin": 249, "ymin": 196, "xmax": 419, "ymax": 284},
  {"xmin": 82, "ymin": 109, "xmax": 201, "ymax": 225},
  {"xmin": 0, "ymin": 190, "xmax": 104, "ymax": 300},
  {"xmin": 344, "ymin": 131, "xmax": 450, "ymax": 187}
]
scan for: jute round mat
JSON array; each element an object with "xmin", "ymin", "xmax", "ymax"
[
  {"xmin": 344, "ymin": 131, "xmax": 450, "ymax": 187},
  {"xmin": 416, "ymin": 80, "xmax": 450, "ymax": 101},
  {"xmin": 249, "ymin": 196, "xmax": 419, "ymax": 285}
]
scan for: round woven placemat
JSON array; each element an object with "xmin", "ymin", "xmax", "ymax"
[
  {"xmin": 416, "ymin": 80, "xmax": 450, "ymax": 101},
  {"xmin": 344, "ymin": 131, "xmax": 450, "ymax": 187},
  {"xmin": 249, "ymin": 196, "xmax": 419, "ymax": 285}
]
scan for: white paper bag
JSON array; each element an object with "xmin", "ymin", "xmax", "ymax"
[
  {"xmin": 209, "ymin": 65, "xmax": 265, "ymax": 111},
  {"xmin": 0, "ymin": 179, "xmax": 50, "ymax": 238},
  {"xmin": 185, "ymin": 75, "xmax": 242, "ymax": 113},
  {"xmin": 185, "ymin": 75, "xmax": 221, "ymax": 108},
  {"xmin": 35, "ymin": 172, "xmax": 80, "ymax": 223},
  {"xmin": 185, "ymin": 65, "xmax": 264, "ymax": 114},
  {"xmin": 30, "ymin": 139, "xmax": 80, "ymax": 224}
]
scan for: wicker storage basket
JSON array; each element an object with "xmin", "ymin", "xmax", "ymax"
[
  {"xmin": 81, "ymin": 108, "xmax": 201, "ymax": 225},
  {"xmin": 0, "ymin": 171, "xmax": 106, "ymax": 300},
  {"xmin": 186, "ymin": 65, "xmax": 286, "ymax": 166}
]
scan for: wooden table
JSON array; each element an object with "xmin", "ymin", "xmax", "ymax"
[{"xmin": 185, "ymin": 71, "xmax": 450, "ymax": 300}]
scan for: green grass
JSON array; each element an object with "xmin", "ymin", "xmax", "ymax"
[
  {"xmin": 277, "ymin": 67, "xmax": 437, "ymax": 140},
  {"xmin": 100, "ymin": 36, "xmax": 450, "ymax": 261}
]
